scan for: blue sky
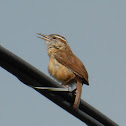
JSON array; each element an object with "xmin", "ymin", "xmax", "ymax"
[{"xmin": 0, "ymin": 0, "xmax": 126, "ymax": 126}]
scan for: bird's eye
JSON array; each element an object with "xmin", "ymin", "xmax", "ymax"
[{"xmin": 53, "ymin": 37, "xmax": 56, "ymax": 39}]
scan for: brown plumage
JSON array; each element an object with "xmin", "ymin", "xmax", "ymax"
[{"xmin": 37, "ymin": 33, "xmax": 89, "ymax": 110}]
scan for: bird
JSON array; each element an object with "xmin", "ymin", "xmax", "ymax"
[{"xmin": 37, "ymin": 33, "xmax": 89, "ymax": 110}]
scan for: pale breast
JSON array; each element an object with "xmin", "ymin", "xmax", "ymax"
[{"xmin": 48, "ymin": 58, "xmax": 75, "ymax": 82}]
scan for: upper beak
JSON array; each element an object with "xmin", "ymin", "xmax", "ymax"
[{"xmin": 37, "ymin": 33, "xmax": 49, "ymax": 41}]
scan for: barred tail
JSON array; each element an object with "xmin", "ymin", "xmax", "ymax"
[{"xmin": 73, "ymin": 78, "xmax": 83, "ymax": 110}]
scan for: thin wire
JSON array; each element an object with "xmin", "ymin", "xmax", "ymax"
[{"xmin": 0, "ymin": 45, "xmax": 119, "ymax": 126}]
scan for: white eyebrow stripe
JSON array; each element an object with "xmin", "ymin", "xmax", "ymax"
[{"xmin": 54, "ymin": 35, "xmax": 66, "ymax": 41}]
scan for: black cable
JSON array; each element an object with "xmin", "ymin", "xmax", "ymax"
[{"xmin": 0, "ymin": 45, "xmax": 119, "ymax": 126}]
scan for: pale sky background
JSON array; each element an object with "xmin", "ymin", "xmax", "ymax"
[{"xmin": 0, "ymin": 0, "xmax": 126, "ymax": 126}]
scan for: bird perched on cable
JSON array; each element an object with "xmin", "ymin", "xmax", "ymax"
[{"xmin": 37, "ymin": 33, "xmax": 89, "ymax": 110}]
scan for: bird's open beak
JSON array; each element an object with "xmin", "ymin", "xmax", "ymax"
[{"xmin": 37, "ymin": 33, "xmax": 49, "ymax": 41}]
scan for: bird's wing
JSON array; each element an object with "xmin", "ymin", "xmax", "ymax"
[{"xmin": 54, "ymin": 50, "xmax": 89, "ymax": 85}]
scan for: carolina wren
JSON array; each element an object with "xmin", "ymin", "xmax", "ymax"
[{"xmin": 37, "ymin": 33, "xmax": 89, "ymax": 110}]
